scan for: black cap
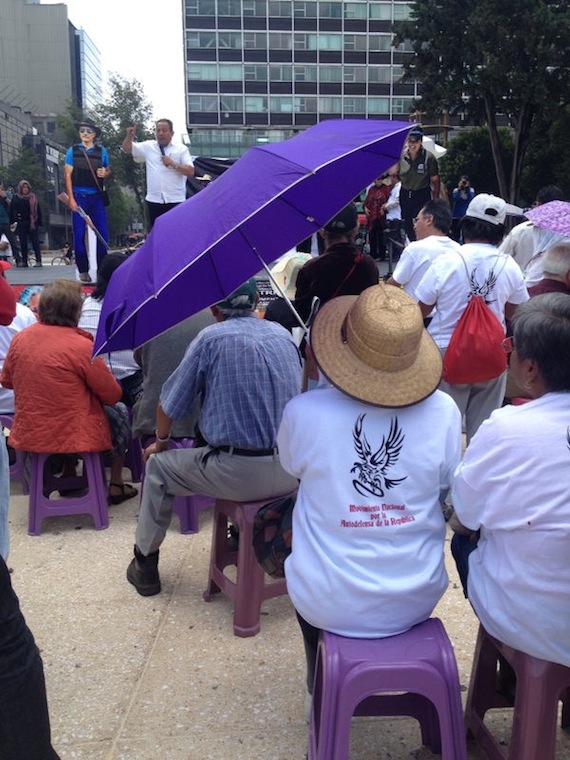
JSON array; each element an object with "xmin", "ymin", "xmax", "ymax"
[
  {"xmin": 324, "ymin": 202, "xmax": 358, "ymax": 233},
  {"xmin": 408, "ymin": 126, "xmax": 424, "ymax": 141}
]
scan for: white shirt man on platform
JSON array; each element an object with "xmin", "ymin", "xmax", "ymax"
[{"xmin": 122, "ymin": 119, "xmax": 204, "ymax": 230}]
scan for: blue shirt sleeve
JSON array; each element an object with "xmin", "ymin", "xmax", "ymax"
[{"xmin": 65, "ymin": 146, "xmax": 74, "ymax": 166}]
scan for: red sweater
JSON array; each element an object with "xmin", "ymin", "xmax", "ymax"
[{"xmin": 2, "ymin": 323, "xmax": 121, "ymax": 453}]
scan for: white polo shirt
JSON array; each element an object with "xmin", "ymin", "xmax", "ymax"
[
  {"xmin": 131, "ymin": 140, "xmax": 193, "ymax": 204},
  {"xmin": 392, "ymin": 235, "xmax": 460, "ymax": 300}
]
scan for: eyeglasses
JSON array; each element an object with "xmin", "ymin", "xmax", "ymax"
[
  {"xmin": 502, "ymin": 336, "xmax": 515, "ymax": 354},
  {"xmin": 79, "ymin": 128, "xmax": 95, "ymax": 134}
]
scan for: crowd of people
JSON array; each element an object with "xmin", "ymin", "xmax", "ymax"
[{"xmin": 0, "ymin": 120, "xmax": 569, "ymax": 757}]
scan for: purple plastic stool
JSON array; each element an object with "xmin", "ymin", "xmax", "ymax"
[
  {"xmin": 140, "ymin": 436, "xmax": 213, "ymax": 534},
  {"xmin": 309, "ymin": 618, "xmax": 467, "ymax": 760},
  {"xmin": 465, "ymin": 624, "xmax": 570, "ymax": 760},
  {"xmin": 0, "ymin": 414, "xmax": 28, "ymax": 494},
  {"xmin": 203, "ymin": 497, "xmax": 289, "ymax": 637},
  {"xmin": 28, "ymin": 452, "xmax": 109, "ymax": 535}
]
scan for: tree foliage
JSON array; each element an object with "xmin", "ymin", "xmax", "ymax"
[
  {"xmin": 1, "ymin": 146, "xmax": 47, "ymax": 194},
  {"xmin": 440, "ymin": 128, "xmax": 514, "ymax": 198},
  {"xmin": 397, "ymin": 0, "xmax": 570, "ymax": 202},
  {"xmin": 93, "ymin": 74, "xmax": 154, "ymax": 214}
]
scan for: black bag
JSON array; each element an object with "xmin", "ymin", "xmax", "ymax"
[{"xmin": 252, "ymin": 493, "xmax": 296, "ymax": 578}]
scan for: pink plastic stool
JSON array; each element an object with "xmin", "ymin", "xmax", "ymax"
[
  {"xmin": 140, "ymin": 436, "xmax": 213, "ymax": 535},
  {"xmin": 203, "ymin": 497, "xmax": 289, "ymax": 637},
  {"xmin": 0, "ymin": 414, "xmax": 28, "ymax": 493},
  {"xmin": 28, "ymin": 452, "xmax": 109, "ymax": 535},
  {"xmin": 465, "ymin": 624, "xmax": 570, "ymax": 760},
  {"xmin": 309, "ymin": 618, "xmax": 467, "ymax": 760}
]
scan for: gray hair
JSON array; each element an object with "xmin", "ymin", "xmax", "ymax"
[
  {"xmin": 542, "ymin": 244, "xmax": 570, "ymax": 278},
  {"xmin": 513, "ymin": 293, "xmax": 570, "ymax": 392}
]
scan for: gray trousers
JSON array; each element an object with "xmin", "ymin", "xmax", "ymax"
[
  {"xmin": 438, "ymin": 372, "xmax": 507, "ymax": 445},
  {"xmin": 136, "ymin": 446, "xmax": 298, "ymax": 556}
]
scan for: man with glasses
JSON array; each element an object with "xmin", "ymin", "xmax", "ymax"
[
  {"xmin": 64, "ymin": 118, "xmax": 110, "ymax": 283},
  {"xmin": 387, "ymin": 199, "xmax": 460, "ymax": 301}
]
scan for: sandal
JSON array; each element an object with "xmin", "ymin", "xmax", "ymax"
[{"xmin": 108, "ymin": 482, "xmax": 138, "ymax": 505}]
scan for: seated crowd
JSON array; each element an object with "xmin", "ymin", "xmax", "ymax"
[{"xmin": 0, "ymin": 190, "xmax": 569, "ymax": 758}]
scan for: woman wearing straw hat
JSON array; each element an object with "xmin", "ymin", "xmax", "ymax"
[{"xmin": 277, "ymin": 283, "xmax": 462, "ymax": 704}]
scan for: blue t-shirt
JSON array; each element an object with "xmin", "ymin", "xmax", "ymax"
[{"xmin": 65, "ymin": 144, "xmax": 109, "ymax": 194}]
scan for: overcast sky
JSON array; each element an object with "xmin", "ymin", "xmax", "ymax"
[{"xmin": 42, "ymin": 0, "xmax": 188, "ymax": 139}]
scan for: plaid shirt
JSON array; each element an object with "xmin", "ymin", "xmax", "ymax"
[{"xmin": 161, "ymin": 315, "xmax": 302, "ymax": 449}]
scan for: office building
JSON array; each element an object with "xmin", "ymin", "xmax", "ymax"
[{"xmin": 183, "ymin": 0, "xmax": 417, "ymax": 157}]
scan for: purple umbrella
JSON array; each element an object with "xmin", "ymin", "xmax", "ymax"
[{"xmin": 95, "ymin": 118, "xmax": 410, "ymax": 354}]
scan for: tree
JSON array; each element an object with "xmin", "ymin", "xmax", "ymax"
[
  {"xmin": 440, "ymin": 128, "xmax": 514, "ymax": 198},
  {"xmin": 93, "ymin": 74, "xmax": 154, "ymax": 214},
  {"xmin": 1, "ymin": 146, "xmax": 46, "ymax": 194},
  {"xmin": 397, "ymin": 0, "xmax": 570, "ymax": 203}
]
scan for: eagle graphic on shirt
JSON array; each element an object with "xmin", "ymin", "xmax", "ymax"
[
  {"xmin": 351, "ymin": 414, "xmax": 407, "ymax": 497},
  {"xmin": 468, "ymin": 266, "xmax": 499, "ymax": 305}
]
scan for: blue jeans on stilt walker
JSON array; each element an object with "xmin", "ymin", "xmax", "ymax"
[{"xmin": 72, "ymin": 191, "xmax": 108, "ymax": 274}]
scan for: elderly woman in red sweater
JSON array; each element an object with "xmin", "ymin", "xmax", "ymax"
[{"xmin": 1, "ymin": 279, "xmax": 137, "ymax": 504}]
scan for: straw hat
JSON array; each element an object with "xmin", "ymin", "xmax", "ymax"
[
  {"xmin": 270, "ymin": 251, "xmax": 312, "ymax": 299},
  {"xmin": 310, "ymin": 284, "xmax": 442, "ymax": 407}
]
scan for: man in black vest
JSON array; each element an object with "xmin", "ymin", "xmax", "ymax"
[
  {"xmin": 64, "ymin": 118, "xmax": 110, "ymax": 283},
  {"xmin": 399, "ymin": 126, "xmax": 440, "ymax": 243}
]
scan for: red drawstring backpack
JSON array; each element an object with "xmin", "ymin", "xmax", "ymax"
[{"xmin": 442, "ymin": 252, "xmax": 508, "ymax": 385}]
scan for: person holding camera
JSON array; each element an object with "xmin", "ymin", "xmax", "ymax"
[{"xmin": 451, "ymin": 175, "xmax": 475, "ymax": 242}]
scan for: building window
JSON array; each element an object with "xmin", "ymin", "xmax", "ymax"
[
  {"xmin": 269, "ymin": 64, "xmax": 292, "ymax": 81},
  {"xmin": 244, "ymin": 32, "xmax": 267, "ymax": 48},
  {"xmin": 369, "ymin": 2, "xmax": 412, "ymax": 20},
  {"xmin": 187, "ymin": 31, "xmax": 217, "ymax": 48},
  {"xmin": 298, "ymin": 96, "xmax": 317, "ymax": 112},
  {"xmin": 268, "ymin": 0, "xmax": 291, "ymax": 16},
  {"xmin": 293, "ymin": 1, "xmax": 317, "ymax": 18},
  {"xmin": 343, "ymin": 34, "xmax": 367, "ymax": 52},
  {"xmin": 219, "ymin": 64, "xmax": 244, "ymax": 79},
  {"xmin": 368, "ymin": 97, "xmax": 390, "ymax": 114},
  {"xmin": 343, "ymin": 2, "xmax": 366, "ymax": 19},
  {"xmin": 369, "ymin": 35, "xmax": 393, "ymax": 52},
  {"xmin": 295, "ymin": 33, "xmax": 342, "ymax": 51},
  {"xmin": 293, "ymin": 65, "xmax": 318, "ymax": 82},
  {"xmin": 320, "ymin": 66, "xmax": 342, "ymax": 83},
  {"xmin": 319, "ymin": 96, "xmax": 342, "ymax": 112},
  {"xmin": 245, "ymin": 64, "xmax": 268, "ymax": 80},
  {"xmin": 269, "ymin": 32, "xmax": 293, "ymax": 49},
  {"xmin": 368, "ymin": 65, "xmax": 404, "ymax": 84},
  {"xmin": 392, "ymin": 97, "xmax": 415, "ymax": 114},
  {"xmin": 343, "ymin": 66, "xmax": 366, "ymax": 83},
  {"xmin": 187, "ymin": 63, "xmax": 218, "ymax": 80},
  {"xmin": 220, "ymin": 95, "xmax": 244, "ymax": 112},
  {"xmin": 217, "ymin": 0, "xmax": 242, "ymax": 15},
  {"xmin": 320, "ymin": 1, "xmax": 343, "ymax": 17},
  {"xmin": 189, "ymin": 95, "xmax": 218, "ymax": 112},
  {"xmin": 243, "ymin": 0, "xmax": 267, "ymax": 15},
  {"xmin": 245, "ymin": 96, "xmax": 268, "ymax": 111},
  {"xmin": 185, "ymin": 0, "xmax": 216, "ymax": 14},
  {"xmin": 343, "ymin": 96, "xmax": 366, "ymax": 113},
  {"xmin": 270, "ymin": 96, "xmax": 297, "ymax": 112},
  {"xmin": 218, "ymin": 31, "xmax": 243, "ymax": 48}
]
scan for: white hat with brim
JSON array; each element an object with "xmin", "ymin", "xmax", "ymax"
[
  {"xmin": 310, "ymin": 284, "xmax": 442, "ymax": 408},
  {"xmin": 465, "ymin": 193, "xmax": 523, "ymax": 226},
  {"xmin": 270, "ymin": 251, "xmax": 312, "ymax": 299}
]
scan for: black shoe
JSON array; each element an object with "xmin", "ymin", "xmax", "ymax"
[{"xmin": 126, "ymin": 545, "xmax": 161, "ymax": 596}]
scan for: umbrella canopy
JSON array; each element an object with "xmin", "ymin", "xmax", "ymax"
[
  {"xmin": 525, "ymin": 200, "xmax": 570, "ymax": 237},
  {"xmin": 95, "ymin": 118, "xmax": 411, "ymax": 355}
]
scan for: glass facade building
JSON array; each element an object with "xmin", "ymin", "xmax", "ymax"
[
  {"xmin": 183, "ymin": 0, "xmax": 417, "ymax": 156},
  {"xmin": 74, "ymin": 29, "xmax": 103, "ymax": 112}
]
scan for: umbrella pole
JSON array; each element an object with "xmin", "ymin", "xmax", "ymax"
[{"xmin": 254, "ymin": 254, "xmax": 308, "ymax": 333}]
